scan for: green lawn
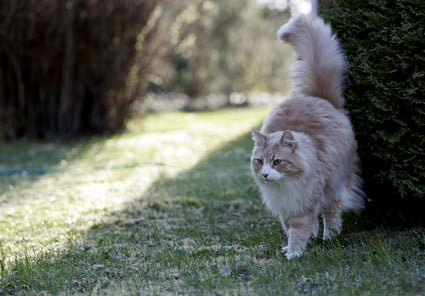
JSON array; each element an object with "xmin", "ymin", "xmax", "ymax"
[{"xmin": 0, "ymin": 107, "xmax": 424, "ymax": 295}]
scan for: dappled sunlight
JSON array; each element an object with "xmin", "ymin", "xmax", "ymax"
[
  {"xmin": 0, "ymin": 108, "xmax": 269, "ymax": 264},
  {"xmin": 1, "ymin": 108, "xmax": 424, "ymax": 295}
]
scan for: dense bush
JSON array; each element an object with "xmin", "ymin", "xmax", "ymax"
[
  {"xmin": 0, "ymin": 0, "xmax": 162, "ymax": 139},
  {"xmin": 321, "ymin": 0, "xmax": 424, "ymax": 224}
]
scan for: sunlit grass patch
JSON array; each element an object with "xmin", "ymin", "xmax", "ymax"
[{"xmin": 0, "ymin": 107, "xmax": 424, "ymax": 295}]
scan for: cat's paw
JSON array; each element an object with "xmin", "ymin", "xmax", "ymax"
[
  {"xmin": 285, "ymin": 249, "xmax": 304, "ymax": 260},
  {"xmin": 282, "ymin": 246, "xmax": 303, "ymax": 259},
  {"xmin": 323, "ymin": 227, "xmax": 341, "ymax": 240}
]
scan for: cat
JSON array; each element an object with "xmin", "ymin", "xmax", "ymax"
[{"xmin": 250, "ymin": 15, "xmax": 364, "ymax": 259}]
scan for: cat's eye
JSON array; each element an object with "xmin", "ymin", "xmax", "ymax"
[
  {"xmin": 254, "ymin": 158, "xmax": 263, "ymax": 165},
  {"xmin": 273, "ymin": 159, "xmax": 283, "ymax": 166}
]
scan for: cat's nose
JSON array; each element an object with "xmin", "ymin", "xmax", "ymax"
[{"xmin": 262, "ymin": 173, "xmax": 269, "ymax": 179}]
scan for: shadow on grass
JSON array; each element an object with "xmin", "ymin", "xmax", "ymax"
[
  {"xmin": 0, "ymin": 131, "xmax": 390, "ymax": 294},
  {"xmin": 0, "ymin": 130, "xmax": 282, "ymax": 293}
]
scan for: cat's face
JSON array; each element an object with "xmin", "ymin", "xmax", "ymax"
[{"xmin": 251, "ymin": 130, "xmax": 303, "ymax": 183}]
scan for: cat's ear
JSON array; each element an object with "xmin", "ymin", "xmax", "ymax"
[
  {"xmin": 280, "ymin": 130, "xmax": 297, "ymax": 151},
  {"xmin": 251, "ymin": 129, "xmax": 267, "ymax": 146}
]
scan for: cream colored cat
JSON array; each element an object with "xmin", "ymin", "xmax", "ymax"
[{"xmin": 251, "ymin": 15, "xmax": 364, "ymax": 259}]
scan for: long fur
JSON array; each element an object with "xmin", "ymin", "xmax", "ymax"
[
  {"xmin": 277, "ymin": 15, "xmax": 346, "ymax": 109},
  {"xmin": 250, "ymin": 15, "xmax": 364, "ymax": 260}
]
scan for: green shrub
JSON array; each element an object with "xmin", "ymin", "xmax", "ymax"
[{"xmin": 321, "ymin": 0, "xmax": 424, "ymax": 224}]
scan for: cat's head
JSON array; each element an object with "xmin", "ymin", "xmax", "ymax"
[{"xmin": 251, "ymin": 130, "xmax": 306, "ymax": 183}]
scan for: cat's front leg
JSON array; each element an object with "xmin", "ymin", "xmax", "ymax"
[
  {"xmin": 278, "ymin": 215, "xmax": 290, "ymax": 253},
  {"xmin": 285, "ymin": 213, "xmax": 316, "ymax": 259}
]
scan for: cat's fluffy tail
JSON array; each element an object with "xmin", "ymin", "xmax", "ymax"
[
  {"xmin": 341, "ymin": 171, "xmax": 365, "ymax": 213},
  {"xmin": 277, "ymin": 15, "xmax": 346, "ymax": 109}
]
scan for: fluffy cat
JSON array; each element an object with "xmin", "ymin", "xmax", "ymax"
[{"xmin": 250, "ymin": 15, "xmax": 364, "ymax": 259}]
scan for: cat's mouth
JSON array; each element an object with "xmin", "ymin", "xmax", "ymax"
[{"xmin": 262, "ymin": 177, "xmax": 280, "ymax": 183}]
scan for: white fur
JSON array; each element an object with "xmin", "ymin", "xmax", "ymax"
[
  {"xmin": 259, "ymin": 164, "xmax": 282, "ymax": 181},
  {"xmin": 260, "ymin": 178, "xmax": 307, "ymax": 218},
  {"xmin": 256, "ymin": 131, "xmax": 317, "ymax": 218},
  {"xmin": 276, "ymin": 15, "xmax": 298, "ymax": 40}
]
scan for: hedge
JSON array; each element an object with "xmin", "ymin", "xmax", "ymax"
[{"xmin": 321, "ymin": 0, "xmax": 424, "ymax": 225}]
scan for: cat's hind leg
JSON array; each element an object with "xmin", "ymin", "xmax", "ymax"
[
  {"xmin": 323, "ymin": 208, "xmax": 342, "ymax": 240},
  {"xmin": 323, "ymin": 185, "xmax": 344, "ymax": 240},
  {"xmin": 312, "ymin": 216, "xmax": 319, "ymax": 238}
]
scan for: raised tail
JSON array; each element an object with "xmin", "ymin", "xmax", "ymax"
[{"xmin": 277, "ymin": 15, "xmax": 346, "ymax": 109}]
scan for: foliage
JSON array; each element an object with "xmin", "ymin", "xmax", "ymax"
[
  {"xmin": 0, "ymin": 108, "xmax": 424, "ymax": 294},
  {"xmin": 155, "ymin": 0, "xmax": 294, "ymax": 97},
  {"xmin": 0, "ymin": 0, "xmax": 162, "ymax": 139},
  {"xmin": 321, "ymin": 0, "xmax": 425, "ymax": 219}
]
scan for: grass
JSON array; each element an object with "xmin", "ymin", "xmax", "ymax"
[{"xmin": 0, "ymin": 107, "xmax": 424, "ymax": 295}]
